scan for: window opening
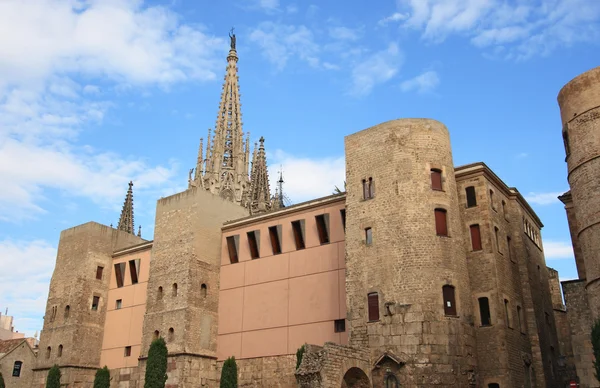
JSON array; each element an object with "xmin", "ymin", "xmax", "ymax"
[
  {"xmin": 470, "ymin": 224, "xmax": 482, "ymax": 251},
  {"xmin": 247, "ymin": 230, "xmax": 260, "ymax": 259},
  {"xmin": 114, "ymin": 262, "xmax": 126, "ymax": 288},
  {"xmin": 334, "ymin": 319, "xmax": 345, "ymax": 333},
  {"xmin": 64, "ymin": 305, "xmax": 70, "ymax": 320},
  {"xmin": 124, "ymin": 346, "xmax": 132, "ymax": 357},
  {"xmin": 58, "ymin": 344, "xmax": 63, "ymax": 357},
  {"xmin": 91, "ymin": 296, "xmax": 100, "ymax": 311},
  {"xmin": 490, "ymin": 189, "xmax": 496, "ymax": 210},
  {"xmin": 315, "ymin": 214, "xmax": 330, "ymax": 244},
  {"xmin": 365, "ymin": 227, "xmax": 372, "ymax": 246},
  {"xmin": 46, "ymin": 347, "xmax": 51, "ymax": 359},
  {"xmin": 340, "ymin": 209, "xmax": 346, "ymax": 231},
  {"xmin": 291, "ymin": 220, "xmax": 305, "ymax": 250},
  {"xmin": 368, "ymin": 177, "xmax": 375, "ymax": 198},
  {"xmin": 12, "ymin": 361, "xmax": 22, "ymax": 377},
  {"xmin": 466, "ymin": 186, "xmax": 477, "ymax": 207},
  {"xmin": 153, "ymin": 330, "xmax": 160, "ymax": 340},
  {"xmin": 504, "ymin": 299, "xmax": 511, "ymax": 327},
  {"xmin": 368, "ymin": 293, "xmax": 379, "ymax": 321},
  {"xmin": 494, "ymin": 226, "xmax": 500, "ymax": 253},
  {"xmin": 479, "ymin": 297, "xmax": 491, "ymax": 326},
  {"xmin": 385, "ymin": 374, "xmax": 399, "ymax": 388},
  {"xmin": 502, "ymin": 200, "xmax": 507, "ymax": 219},
  {"xmin": 443, "ymin": 285, "xmax": 457, "ymax": 316},
  {"xmin": 129, "ymin": 259, "xmax": 140, "ymax": 284},
  {"xmin": 431, "ymin": 169, "xmax": 443, "ymax": 190},
  {"xmin": 158, "ymin": 286, "xmax": 163, "ymax": 299},
  {"xmin": 226, "ymin": 235, "xmax": 239, "ymax": 264},
  {"xmin": 116, "ymin": 299, "xmax": 122, "ymax": 310},
  {"xmin": 172, "ymin": 283, "xmax": 178, "ymax": 297},
  {"xmin": 488, "ymin": 384, "xmax": 500, "ymax": 388},
  {"xmin": 168, "ymin": 328, "xmax": 175, "ymax": 342},
  {"xmin": 96, "ymin": 266, "xmax": 104, "ymax": 280},
  {"xmin": 517, "ymin": 305, "xmax": 524, "ymax": 333},
  {"xmin": 563, "ymin": 126, "xmax": 571, "ymax": 156},
  {"xmin": 507, "ymin": 236, "xmax": 512, "ymax": 261},
  {"xmin": 362, "ymin": 178, "xmax": 375, "ymax": 199},
  {"xmin": 268, "ymin": 225, "xmax": 282, "ymax": 255},
  {"xmin": 435, "ymin": 208, "xmax": 448, "ymax": 236},
  {"xmin": 201, "ymin": 284, "xmax": 207, "ymax": 298}
]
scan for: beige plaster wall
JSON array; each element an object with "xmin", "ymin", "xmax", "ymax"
[
  {"xmin": 100, "ymin": 245, "xmax": 152, "ymax": 369},
  {"xmin": 218, "ymin": 197, "xmax": 347, "ymax": 360}
]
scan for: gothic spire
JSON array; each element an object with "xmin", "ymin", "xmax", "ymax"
[
  {"xmin": 249, "ymin": 137, "xmax": 272, "ymax": 214},
  {"xmin": 117, "ymin": 181, "xmax": 134, "ymax": 234}
]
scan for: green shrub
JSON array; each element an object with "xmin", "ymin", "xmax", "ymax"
[
  {"xmin": 220, "ymin": 356, "xmax": 238, "ymax": 388},
  {"xmin": 296, "ymin": 345, "xmax": 305, "ymax": 370},
  {"xmin": 0, "ymin": 371, "xmax": 5, "ymax": 388},
  {"xmin": 46, "ymin": 365, "xmax": 61, "ymax": 388},
  {"xmin": 592, "ymin": 319, "xmax": 600, "ymax": 382},
  {"xmin": 144, "ymin": 337, "xmax": 168, "ymax": 388},
  {"xmin": 93, "ymin": 366, "xmax": 111, "ymax": 388}
]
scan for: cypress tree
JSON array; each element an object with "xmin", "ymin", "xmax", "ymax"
[
  {"xmin": 220, "ymin": 356, "xmax": 238, "ymax": 388},
  {"xmin": 144, "ymin": 337, "xmax": 168, "ymax": 388},
  {"xmin": 93, "ymin": 366, "xmax": 111, "ymax": 388},
  {"xmin": 592, "ymin": 319, "xmax": 600, "ymax": 382},
  {"xmin": 296, "ymin": 345, "xmax": 305, "ymax": 370},
  {"xmin": 0, "ymin": 371, "xmax": 5, "ymax": 388},
  {"xmin": 46, "ymin": 365, "xmax": 61, "ymax": 388}
]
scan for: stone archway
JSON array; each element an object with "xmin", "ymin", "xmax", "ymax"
[{"xmin": 341, "ymin": 367, "xmax": 370, "ymax": 388}]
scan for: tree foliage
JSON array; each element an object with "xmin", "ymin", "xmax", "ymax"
[
  {"xmin": 46, "ymin": 365, "xmax": 61, "ymax": 388},
  {"xmin": 0, "ymin": 371, "xmax": 5, "ymax": 388},
  {"xmin": 592, "ymin": 319, "xmax": 600, "ymax": 382},
  {"xmin": 144, "ymin": 337, "xmax": 168, "ymax": 388},
  {"xmin": 93, "ymin": 366, "xmax": 111, "ymax": 388},
  {"xmin": 220, "ymin": 356, "xmax": 238, "ymax": 388},
  {"xmin": 296, "ymin": 345, "xmax": 306, "ymax": 370}
]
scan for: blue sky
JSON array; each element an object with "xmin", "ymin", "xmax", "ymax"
[{"xmin": 0, "ymin": 0, "xmax": 599, "ymax": 337}]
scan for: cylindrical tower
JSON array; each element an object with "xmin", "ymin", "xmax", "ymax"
[
  {"xmin": 558, "ymin": 66, "xmax": 600, "ymax": 320},
  {"xmin": 344, "ymin": 119, "xmax": 477, "ymax": 387}
]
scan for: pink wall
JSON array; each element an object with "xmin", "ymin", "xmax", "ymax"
[
  {"xmin": 100, "ymin": 243, "xmax": 151, "ymax": 368},
  {"xmin": 218, "ymin": 197, "xmax": 347, "ymax": 360}
]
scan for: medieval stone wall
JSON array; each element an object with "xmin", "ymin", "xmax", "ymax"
[
  {"xmin": 344, "ymin": 118, "xmax": 477, "ymax": 387},
  {"xmin": 0, "ymin": 340, "xmax": 36, "ymax": 388}
]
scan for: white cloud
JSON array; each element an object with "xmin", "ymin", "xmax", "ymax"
[
  {"xmin": 543, "ymin": 240, "xmax": 574, "ymax": 260},
  {"xmin": 286, "ymin": 4, "xmax": 298, "ymax": 14},
  {"xmin": 258, "ymin": 0, "xmax": 279, "ymax": 11},
  {"xmin": 268, "ymin": 150, "xmax": 345, "ymax": 203},
  {"xmin": 395, "ymin": 0, "xmax": 600, "ymax": 58},
  {"xmin": 250, "ymin": 22, "xmax": 321, "ymax": 70},
  {"xmin": 400, "ymin": 70, "xmax": 440, "ymax": 93},
  {"xmin": 0, "ymin": 239, "xmax": 57, "ymax": 337},
  {"xmin": 378, "ymin": 12, "xmax": 409, "ymax": 26},
  {"xmin": 329, "ymin": 26, "xmax": 361, "ymax": 41},
  {"xmin": 350, "ymin": 43, "xmax": 403, "ymax": 96},
  {"xmin": 525, "ymin": 191, "xmax": 564, "ymax": 206}
]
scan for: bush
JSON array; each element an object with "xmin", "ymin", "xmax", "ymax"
[
  {"xmin": 0, "ymin": 371, "xmax": 5, "ymax": 388},
  {"xmin": 593, "ymin": 319, "xmax": 600, "ymax": 382},
  {"xmin": 220, "ymin": 356, "xmax": 238, "ymax": 388},
  {"xmin": 46, "ymin": 365, "xmax": 61, "ymax": 388},
  {"xmin": 296, "ymin": 345, "xmax": 305, "ymax": 370},
  {"xmin": 144, "ymin": 337, "xmax": 168, "ymax": 388},
  {"xmin": 93, "ymin": 366, "xmax": 111, "ymax": 388}
]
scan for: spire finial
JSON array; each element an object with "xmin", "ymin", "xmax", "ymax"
[
  {"xmin": 248, "ymin": 136, "xmax": 272, "ymax": 214},
  {"xmin": 138, "ymin": 225, "xmax": 142, "ymax": 238},
  {"xmin": 117, "ymin": 180, "xmax": 135, "ymax": 235}
]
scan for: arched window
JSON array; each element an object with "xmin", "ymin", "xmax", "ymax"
[
  {"xmin": 158, "ymin": 286, "xmax": 163, "ymax": 299},
  {"xmin": 172, "ymin": 283, "xmax": 178, "ymax": 297},
  {"xmin": 201, "ymin": 284, "xmax": 207, "ymax": 298},
  {"xmin": 385, "ymin": 374, "xmax": 399, "ymax": 388},
  {"xmin": 12, "ymin": 361, "xmax": 23, "ymax": 377},
  {"xmin": 58, "ymin": 344, "xmax": 63, "ymax": 357},
  {"xmin": 168, "ymin": 328, "xmax": 174, "ymax": 342},
  {"xmin": 153, "ymin": 330, "xmax": 160, "ymax": 340},
  {"xmin": 64, "ymin": 305, "xmax": 70, "ymax": 319},
  {"xmin": 46, "ymin": 346, "xmax": 51, "ymax": 359}
]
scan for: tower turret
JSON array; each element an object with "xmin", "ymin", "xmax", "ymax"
[
  {"xmin": 248, "ymin": 136, "xmax": 272, "ymax": 214},
  {"xmin": 117, "ymin": 181, "xmax": 134, "ymax": 234}
]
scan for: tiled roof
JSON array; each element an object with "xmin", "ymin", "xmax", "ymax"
[{"xmin": 0, "ymin": 338, "xmax": 25, "ymax": 356}]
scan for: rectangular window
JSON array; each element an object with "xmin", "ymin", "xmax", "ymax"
[
  {"xmin": 315, "ymin": 214, "xmax": 330, "ymax": 244},
  {"xmin": 96, "ymin": 266, "xmax": 104, "ymax": 280},
  {"xmin": 116, "ymin": 299, "xmax": 122, "ymax": 310},
  {"xmin": 91, "ymin": 296, "xmax": 100, "ymax": 311},
  {"xmin": 12, "ymin": 361, "xmax": 22, "ymax": 377},
  {"xmin": 268, "ymin": 225, "xmax": 282, "ymax": 255},
  {"xmin": 365, "ymin": 227, "xmax": 372, "ymax": 246},
  {"xmin": 368, "ymin": 293, "xmax": 379, "ymax": 321},
  {"xmin": 124, "ymin": 346, "xmax": 131, "ymax": 357},
  {"xmin": 334, "ymin": 319, "xmax": 346, "ymax": 333},
  {"xmin": 226, "ymin": 235, "xmax": 239, "ymax": 264},
  {"xmin": 466, "ymin": 186, "xmax": 477, "ymax": 207},
  {"xmin": 442, "ymin": 285, "xmax": 457, "ymax": 316},
  {"xmin": 504, "ymin": 299, "xmax": 511, "ymax": 328},
  {"xmin": 431, "ymin": 169, "xmax": 443, "ymax": 191},
  {"xmin": 292, "ymin": 220, "xmax": 306, "ymax": 250},
  {"xmin": 507, "ymin": 236, "xmax": 513, "ymax": 261},
  {"xmin": 494, "ymin": 226, "xmax": 500, "ymax": 253},
  {"xmin": 479, "ymin": 297, "xmax": 491, "ymax": 326},
  {"xmin": 435, "ymin": 208, "xmax": 448, "ymax": 236},
  {"xmin": 114, "ymin": 262, "xmax": 126, "ymax": 288},
  {"xmin": 470, "ymin": 224, "xmax": 482, "ymax": 251},
  {"xmin": 363, "ymin": 178, "xmax": 375, "ymax": 200},
  {"xmin": 340, "ymin": 209, "xmax": 346, "ymax": 231},
  {"xmin": 129, "ymin": 259, "xmax": 140, "ymax": 285},
  {"xmin": 247, "ymin": 230, "xmax": 260, "ymax": 259}
]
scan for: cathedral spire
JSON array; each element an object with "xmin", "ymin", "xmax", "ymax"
[
  {"xmin": 117, "ymin": 181, "xmax": 134, "ymax": 234},
  {"xmin": 249, "ymin": 137, "xmax": 272, "ymax": 214}
]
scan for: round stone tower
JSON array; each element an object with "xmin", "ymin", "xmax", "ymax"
[
  {"xmin": 344, "ymin": 118, "xmax": 477, "ymax": 387},
  {"xmin": 558, "ymin": 66, "xmax": 600, "ymax": 319}
]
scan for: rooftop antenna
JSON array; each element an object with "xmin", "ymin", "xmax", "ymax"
[{"xmin": 277, "ymin": 166, "xmax": 291, "ymax": 207}]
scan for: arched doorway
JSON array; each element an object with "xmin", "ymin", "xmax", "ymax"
[{"xmin": 341, "ymin": 367, "xmax": 370, "ymax": 388}]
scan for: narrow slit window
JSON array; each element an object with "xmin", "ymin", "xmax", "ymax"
[
  {"xmin": 563, "ymin": 126, "xmax": 571, "ymax": 156},
  {"xmin": 201, "ymin": 284, "xmax": 207, "ymax": 298},
  {"xmin": 502, "ymin": 200, "xmax": 507, "ymax": 219},
  {"xmin": 172, "ymin": 283, "xmax": 178, "ymax": 297},
  {"xmin": 158, "ymin": 286, "xmax": 163, "ymax": 299},
  {"xmin": 114, "ymin": 262, "xmax": 126, "ymax": 288},
  {"xmin": 479, "ymin": 297, "xmax": 491, "ymax": 326},
  {"xmin": 363, "ymin": 178, "xmax": 375, "ymax": 199},
  {"xmin": 504, "ymin": 299, "xmax": 511, "ymax": 327},
  {"xmin": 292, "ymin": 220, "xmax": 305, "ymax": 250},
  {"xmin": 91, "ymin": 296, "xmax": 100, "ymax": 311},
  {"xmin": 58, "ymin": 345, "xmax": 63, "ymax": 357},
  {"xmin": 368, "ymin": 292, "xmax": 379, "ymax": 322},
  {"xmin": 435, "ymin": 208, "xmax": 448, "ymax": 236},
  {"xmin": 517, "ymin": 305, "xmax": 524, "ymax": 333},
  {"xmin": 334, "ymin": 319, "xmax": 345, "ymax": 333},
  {"xmin": 226, "ymin": 235, "xmax": 239, "ymax": 264},
  {"xmin": 124, "ymin": 346, "xmax": 131, "ymax": 357},
  {"xmin": 431, "ymin": 169, "xmax": 443, "ymax": 191},
  {"xmin": 269, "ymin": 225, "xmax": 282, "ymax": 255},
  {"xmin": 470, "ymin": 224, "xmax": 482, "ymax": 251},
  {"xmin": 315, "ymin": 214, "xmax": 330, "ymax": 244},
  {"xmin": 340, "ymin": 209, "xmax": 346, "ymax": 231},
  {"xmin": 368, "ymin": 177, "xmax": 375, "ymax": 198},
  {"xmin": 466, "ymin": 186, "xmax": 477, "ymax": 207},
  {"xmin": 494, "ymin": 226, "xmax": 500, "ymax": 253},
  {"xmin": 247, "ymin": 230, "xmax": 260, "ymax": 259},
  {"xmin": 442, "ymin": 285, "xmax": 457, "ymax": 316},
  {"xmin": 46, "ymin": 347, "xmax": 51, "ymax": 359},
  {"xmin": 129, "ymin": 259, "xmax": 140, "ymax": 285},
  {"xmin": 507, "ymin": 236, "xmax": 513, "ymax": 261},
  {"xmin": 64, "ymin": 305, "xmax": 70, "ymax": 319},
  {"xmin": 96, "ymin": 266, "xmax": 104, "ymax": 280},
  {"xmin": 365, "ymin": 227, "xmax": 372, "ymax": 246},
  {"xmin": 489, "ymin": 189, "xmax": 496, "ymax": 210},
  {"xmin": 168, "ymin": 328, "xmax": 174, "ymax": 342},
  {"xmin": 362, "ymin": 179, "xmax": 368, "ymax": 199},
  {"xmin": 116, "ymin": 299, "xmax": 122, "ymax": 310}
]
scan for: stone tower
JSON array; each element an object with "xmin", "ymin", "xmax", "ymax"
[
  {"xmin": 557, "ymin": 66, "xmax": 600, "ymax": 387},
  {"xmin": 189, "ymin": 31, "xmax": 252, "ymax": 206},
  {"xmin": 344, "ymin": 119, "xmax": 477, "ymax": 386}
]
